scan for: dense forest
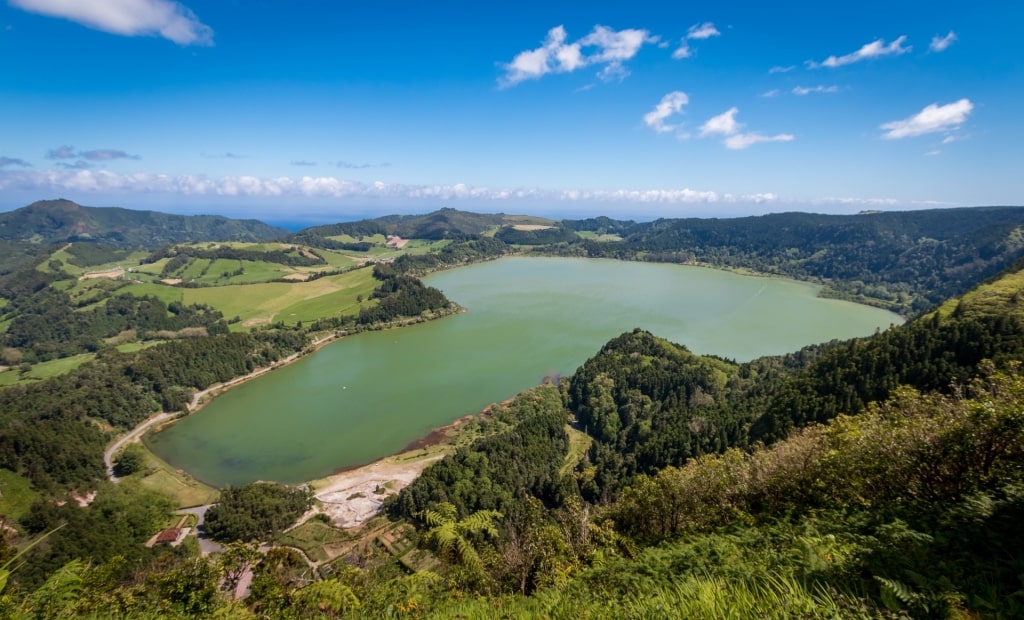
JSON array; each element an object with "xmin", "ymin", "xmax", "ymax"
[{"xmin": 4, "ymin": 203, "xmax": 1024, "ymax": 617}]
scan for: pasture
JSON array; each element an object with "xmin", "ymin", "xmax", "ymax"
[{"xmin": 182, "ymin": 266, "xmax": 379, "ymax": 327}]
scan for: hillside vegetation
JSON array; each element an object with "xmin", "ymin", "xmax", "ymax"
[
  {"xmin": 0, "ymin": 199, "xmax": 288, "ymax": 248},
  {"xmin": 3, "ymin": 204, "xmax": 1024, "ymax": 618}
]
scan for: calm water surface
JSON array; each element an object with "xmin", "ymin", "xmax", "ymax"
[{"xmin": 147, "ymin": 257, "xmax": 902, "ymax": 486}]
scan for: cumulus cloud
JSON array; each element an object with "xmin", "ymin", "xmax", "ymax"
[
  {"xmin": 499, "ymin": 24, "xmax": 656, "ymax": 86},
  {"xmin": 687, "ymin": 22, "xmax": 720, "ymax": 40},
  {"xmin": 10, "ymin": 0, "xmax": 213, "ymax": 45},
  {"xmin": 0, "ymin": 167, "xmax": 785, "ymax": 208},
  {"xmin": 699, "ymin": 107, "xmax": 741, "ymax": 137},
  {"xmin": 792, "ymin": 85, "xmax": 839, "ymax": 95},
  {"xmin": 672, "ymin": 21, "xmax": 720, "ymax": 60},
  {"xmin": 809, "ymin": 36, "xmax": 910, "ymax": 68},
  {"xmin": 0, "ymin": 156, "xmax": 31, "ymax": 168},
  {"xmin": 643, "ymin": 91, "xmax": 689, "ymax": 133},
  {"xmin": 930, "ymin": 31, "xmax": 957, "ymax": 53},
  {"xmin": 880, "ymin": 98, "xmax": 973, "ymax": 139},
  {"xmin": 699, "ymin": 107, "xmax": 794, "ymax": 149}
]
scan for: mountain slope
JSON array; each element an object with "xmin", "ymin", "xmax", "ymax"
[{"xmin": 0, "ymin": 199, "xmax": 289, "ymax": 248}]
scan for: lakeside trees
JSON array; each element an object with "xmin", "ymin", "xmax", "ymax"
[
  {"xmin": 4, "ymin": 205, "xmax": 1024, "ymax": 616},
  {"xmin": 204, "ymin": 483, "xmax": 313, "ymax": 543}
]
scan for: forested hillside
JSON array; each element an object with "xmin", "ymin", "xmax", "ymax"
[
  {"xmin": 560, "ymin": 207, "xmax": 1024, "ymax": 313},
  {"xmin": 4, "ymin": 204, "xmax": 1024, "ymax": 618},
  {"xmin": 0, "ymin": 200, "xmax": 288, "ymax": 248}
]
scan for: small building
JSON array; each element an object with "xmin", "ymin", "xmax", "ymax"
[{"xmin": 147, "ymin": 515, "xmax": 190, "ymax": 547}]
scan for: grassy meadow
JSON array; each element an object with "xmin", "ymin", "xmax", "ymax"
[{"xmin": 182, "ymin": 266, "xmax": 379, "ymax": 327}]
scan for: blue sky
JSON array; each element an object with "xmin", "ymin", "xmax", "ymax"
[{"xmin": 0, "ymin": 0, "xmax": 1021, "ymax": 223}]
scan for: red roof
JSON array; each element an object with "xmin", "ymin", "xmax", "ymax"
[{"xmin": 155, "ymin": 528, "xmax": 181, "ymax": 544}]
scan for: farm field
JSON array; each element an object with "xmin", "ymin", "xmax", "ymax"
[{"xmin": 182, "ymin": 266, "xmax": 379, "ymax": 327}]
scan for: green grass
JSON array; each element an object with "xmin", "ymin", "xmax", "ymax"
[
  {"xmin": 501, "ymin": 214, "xmax": 557, "ymax": 225},
  {"xmin": 934, "ymin": 266, "xmax": 1024, "ymax": 322},
  {"xmin": 0, "ymin": 468, "xmax": 39, "ymax": 523},
  {"xmin": 561, "ymin": 425, "xmax": 593, "ymax": 477},
  {"xmin": 134, "ymin": 257, "xmax": 170, "ymax": 275},
  {"xmin": 275, "ymin": 520, "xmax": 353, "ymax": 563},
  {"xmin": 178, "ymin": 258, "xmax": 211, "ymax": 281},
  {"xmin": 0, "ymin": 353, "xmax": 96, "ymax": 387},
  {"xmin": 134, "ymin": 439, "xmax": 219, "ymax": 508},
  {"xmin": 402, "ymin": 239, "xmax": 452, "ymax": 255},
  {"xmin": 115, "ymin": 340, "xmax": 166, "ymax": 353},
  {"xmin": 182, "ymin": 267, "xmax": 379, "ymax": 327},
  {"xmin": 327, "ymin": 233, "xmax": 387, "ymax": 245},
  {"xmin": 117, "ymin": 282, "xmax": 186, "ymax": 305},
  {"xmin": 576, "ymin": 231, "xmax": 624, "ymax": 242}
]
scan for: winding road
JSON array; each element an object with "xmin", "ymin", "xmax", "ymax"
[{"xmin": 104, "ymin": 412, "xmax": 174, "ymax": 482}]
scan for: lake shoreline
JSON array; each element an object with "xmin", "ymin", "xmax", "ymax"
[{"xmin": 141, "ymin": 256, "xmax": 902, "ymax": 488}]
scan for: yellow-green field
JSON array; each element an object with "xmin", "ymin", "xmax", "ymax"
[
  {"xmin": 133, "ymin": 440, "xmax": 219, "ymax": 508},
  {"xmin": 275, "ymin": 520, "xmax": 354, "ymax": 563},
  {"xmin": 576, "ymin": 231, "xmax": 624, "ymax": 242},
  {"xmin": 934, "ymin": 266, "xmax": 1024, "ymax": 322},
  {"xmin": 182, "ymin": 266, "xmax": 379, "ymax": 326},
  {"xmin": 561, "ymin": 425, "xmax": 593, "ymax": 477},
  {"xmin": 0, "ymin": 353, "xmax": 95, "ymax": 387}
]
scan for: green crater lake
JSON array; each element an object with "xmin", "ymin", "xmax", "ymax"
[{"xmin": 147, "ymin": 257, "xmax": 902, "ymax": 487}]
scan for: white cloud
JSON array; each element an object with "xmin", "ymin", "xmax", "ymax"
[
  {"xmin": 643, "ymin": 91, "xmax": 689, "ymax": 133},
  {"xmin": 941, "ymin": 135, "xmax": 956, "ymax": 144},
  {"xmin": 698, "ymin": 107, "xmax": 793, "ymax": 149},
  {"xmin": 880, "ymin": 98, "xmax": 973, "ymax": 139},
  {"xmin": 724, "ymin": 132, "xmax": 794, "ymax": 150},
  {"xmin": 926, "ymin": 150, "xmax": 942, "ymax": 156},
  {"xmin": 581, "ymin": 26, "xmax": 654, "ymax": 62},
  {"xmin": 0, "ymin": 167, "xmax": 787, "ymax": 208},
  {"xmin": 10, "ymin": 0, "xmax": 213, "ymax": 45},
  {"xmin": 930, "ymin": 31, "xmax": 957, "ymax": 53},
  {"xmin": 792, "ymin": 85, "xmax": 839, "ymax": 95},
  {"xmin": 769, "ymin": 65, "xmax": 794, "ymax": 74},
  {"xmin": 699, "ymin": 107, "xmax": 741, "ymax": 137},
  {"xmin": 810, "ymin": 36, "xmax": 910, "ymax": 68},
  {"xmin": 687, "ymin": 22, "xmax": 720, "ymax": 40},
  {"xmin": 672, "ymin": 21, "xmax": 720, "ymax": 61},
  {"xmin": 499, "ymin": 25, "xmax": 655, "ymax": 87},
  {"xmin": 760, "ymin": 89, "xmax": 781, "ymax": 98}
]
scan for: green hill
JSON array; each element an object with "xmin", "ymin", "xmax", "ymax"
[{"xmin": 0, "ymin": 199, "xmax": 289, "ymax": 249}]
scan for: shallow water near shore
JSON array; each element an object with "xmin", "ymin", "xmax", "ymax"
[{"xmin": 147, "ymin": 257, "xmax": 902, "ymax": 487}]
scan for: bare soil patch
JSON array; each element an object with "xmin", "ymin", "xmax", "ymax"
[
  {"xmin": 80, "ymin": 267, "xmax": 125, "ymax": 280},
  {"xmin": 312, "ymin": 453, "xmax": 444, "ymax": 528},
  {"xmin": 512, "ymin": 224, "xmax": 554, "ymax": 231}
]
